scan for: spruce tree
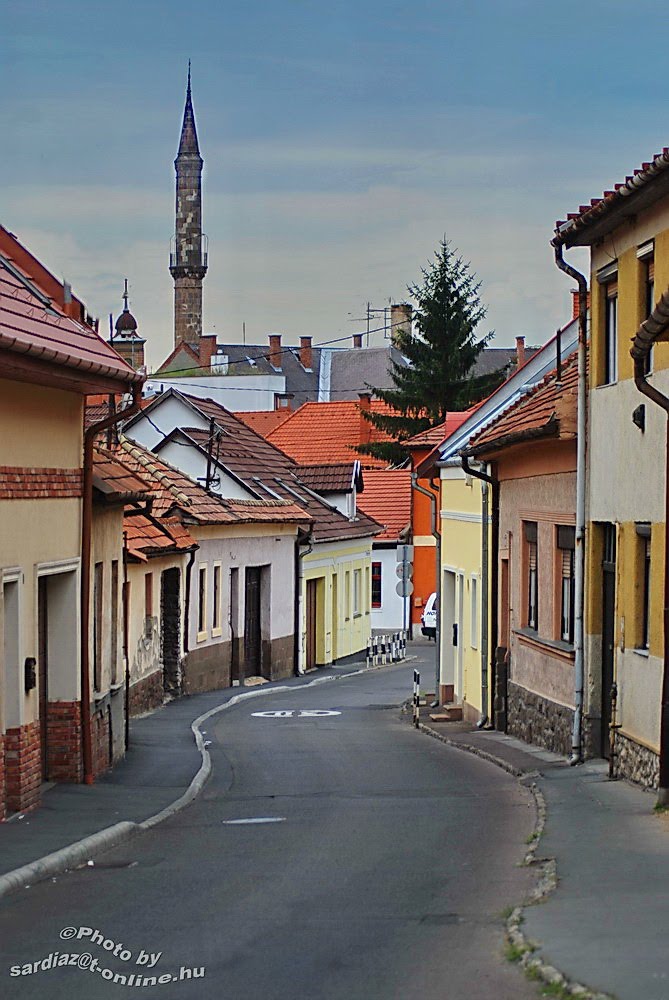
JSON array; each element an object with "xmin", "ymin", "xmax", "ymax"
[{"xmin": 357, "ymin": 239, "xmax": 507, "ymax": 465}]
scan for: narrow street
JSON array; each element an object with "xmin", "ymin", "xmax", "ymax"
[{"xmin": 0, "ymin": 664, "xmax": 537, "ymax": 999}]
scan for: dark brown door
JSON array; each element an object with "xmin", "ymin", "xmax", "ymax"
[
  {"xmin": 160, "ymin": 568, "xmax": 181, "ymax": 695},
  {"xmin": 38, "ymin": 576, "xmax": 48, "ymax": 780},
  {"xmin": 244, "ymin": 568, "xmax": 262, "ymax": 677},
  {"xmin": 306, "ymin": 579, "xmax": 318, "ymax": 670},
  {"xmin": 601, "ymin": 524, "xmax": 617, "ymax": 758}
]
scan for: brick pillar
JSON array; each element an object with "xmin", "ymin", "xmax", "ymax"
[
  {"xmin": 90, "ymin": 706, "xmax": 111, "ymax": 779},
  {"xmin": 5, "ymin": 722, "xmax": 41, "ymax": 814},
  {"xmin": 46, "ymin": 702, "xmax": 83, "ymax": 783}
]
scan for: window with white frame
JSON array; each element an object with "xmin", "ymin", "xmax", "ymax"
[
  {"xmin": 353, "ymin": 568, "xmax": 362, "ymax": 616},
  {"xmin": 198, "ymin": 566, "xmax": 207, "ymax": 635},
  {"xmin": 524, "ymin": 521, "xmax": 538, "ymax": 631},
  {"xmin": 637, "ymin": 523, "xmax": 651, "ymax": 651},
  {"xmin": 470, "ymin": 576, "xmax": 479, "ymax": 648},
  {"xmin": 603, "ymin": 277, "xmax": 618, "ymax": 385},
  {"xmin": 557, "ymin": 526, "xmax": 575, "ymax": 644},
  {"xmin": 212, "ymin": 564, "xmax": 221, "ymax": 631}
]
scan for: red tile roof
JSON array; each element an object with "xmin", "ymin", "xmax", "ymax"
[
  {"xmin": 554, "ymin": 147, "xmax": 669, "ymax": 247},
  {"xmin": 296, "ymin": 463, "xmax": 359, "ymax": 494},
  {"xmin": 0, "ymin": 254, "xmax": 142, "ymax": 389},
  {"xmin": 405, "ymin": 410, "xmax": 475, "ymax": 450},
  {"xmin": 119, "ymin": 437, "xmax": 311, "ymax": 528},
  {"xmin": 234, "ymin": 409, "xmax": 293, "ymax": 436},
  {"xmin": 93, "ymin": 448, "xmax": 151, "ymax": 501},
  {"xmin": 124, "ymin": 512, "xmax": 198, "ymax": 562},
  {"xmin": 357, "ymin": 470, "xmax": 412, "ymax": 541},
  {"xmin": 466, "ymin": 353, "xmax": 580, "ymax": 456},
  {"xmin": 265, "ymin": 400, "xmax": 398, "ymax": 468}
]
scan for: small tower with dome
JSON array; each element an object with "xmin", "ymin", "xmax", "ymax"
[{"xmin": 109, "ymin": 279, "xmax": 146, "ymax": 371}]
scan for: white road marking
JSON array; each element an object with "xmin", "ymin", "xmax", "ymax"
[
  {"xmin": 223, "ymin": 817, "xmax": 287, "ymax": 825},
  {"xmin": 251, "ymin": 709, "xmax": 342, "ymax": 718}
]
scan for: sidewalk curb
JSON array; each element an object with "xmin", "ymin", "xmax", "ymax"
[
  {"xmin": 0, "ymin": 659, "xmax": 406, "ymax": 901},
  {"xmin": 416, "ymin": 721, "xmax": 615, "ymax": 1000}
]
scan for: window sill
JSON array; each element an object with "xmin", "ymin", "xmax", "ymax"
[
  {"xmin": 354, "ymin": 613, "xmax": 362, "ymax": 619},
  {"xmin": 632, "ymin": 647, "xmax": 650, "ymax": 658},
  {"xmin": 211, "ymin": 627, "xmax": 222, "ymax": 638},
  {"xmin": 594, "ymin": 380, "xmax": 618, "ymax": 390},
  {"xmin": 515, "ymin": 628, "xmax": 575, "ymax": 660},
  {"xmin": 196, "ymin": 630, "xmax": 208, "ymax": 643}
]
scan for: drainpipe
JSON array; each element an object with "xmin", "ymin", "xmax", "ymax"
[
  {"xmin": 183, "ymin": 548, "xmax": 196, "ymax": 655},
  {"xmin": 82, "ymin": 384, "xmax": 143, "ymax": 784},
  {"xmin": 553, "ymin": 244, "xmax": 587, "ymax": 764},
  {"xmin": 295, "ymin": 531, "xmax": 313, "ymax": 675},
  {"xmin": 461, "ymin": 455, "xmax": 499, "ymax": 728},
  {"xmin": 411, "ymin": 474, "xmax": 441, "ymax": 704},
  {"xmin": 631, "ymin": 287, "xmax": 669, "ymax": 804},
  {"xmin": 478, "ymin": 477, "xmax": 490, "ymax": 726},
  {"xmin": 122, "ymin": 531, "xmax": 130, "ymax": 752}
]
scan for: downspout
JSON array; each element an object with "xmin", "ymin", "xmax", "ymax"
[
  {"xmin": 82, "ymin": 384, "xmax": 143, "ymax": 784},
  {"xmin": 478, "ymin": 477, "xmax": 490, "ymax": 727},
  {"xmin": 461, "ymin": 455, "xmax": 499, "ymax": 729},
  {"xmin": 122, "ymin": 531, "xmax": 130, "ymax": 751},
  {"xmin": 295, "ymin": 531, "xmax": 313, "ymax": 675},
  {"xmin": 411, "ymin": 474, "xmax": 441, "ymax": 704},
  {"xmin": 553, "ymin": 243, "xmax": 587, "ymax": 764},
  {"xmin": 631, "ymin": 287, "xmax": 669, "ymax": 804},
  {"xmin": 183, "ymin": 548, "xmax": 196, "ymax": 655}
]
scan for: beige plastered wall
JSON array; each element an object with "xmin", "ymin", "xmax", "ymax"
[{"xmin": 301, "ymin": 538, "xmax": 373, "ymax": 665}]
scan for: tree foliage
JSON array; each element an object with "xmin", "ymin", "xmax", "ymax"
[{"xmin": 357, "ymin": 239, "xmax": 507, "ymax": 465}]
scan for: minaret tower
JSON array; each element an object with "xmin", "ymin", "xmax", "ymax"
[{"xmin": 170, "ymin": 62, "xmax": 208, "ymax": 351}]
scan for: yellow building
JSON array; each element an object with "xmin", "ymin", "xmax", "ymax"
[{"xmin": 554, "ymin": 150, "xmax": 669, "ymax": 787}]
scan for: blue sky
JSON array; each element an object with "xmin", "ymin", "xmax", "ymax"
[{"xmin": 2, "ymin": 0, "xmax": 668, "ymax": 367}]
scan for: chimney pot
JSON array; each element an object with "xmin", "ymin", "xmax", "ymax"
[
  {"xmin": 268, "ymin": 334, "xmax": 282, "ymax": 369},
  {"xmin": 353, "ymin": 333, "xmax": 363, "ymax": 349},
  {"xmin": 299, "ymin": 335, "xmax": 313, "ymax": 370},
  {"xmin": 515, "ymin": 336, "xmax": 526, "ymax": 368}
]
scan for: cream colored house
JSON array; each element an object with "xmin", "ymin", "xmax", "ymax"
[{"xmin": 0, "ymin": 245, "xmax": 142, "ymax": 816}]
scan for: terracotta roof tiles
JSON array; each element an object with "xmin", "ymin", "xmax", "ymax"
[
  {"xmin": 266, "ymin": 400, "xmax": 398, "ymax": 468},
  {"xmin": 357, "ymin": 470, "xmax": 412, "ymax": 541}
]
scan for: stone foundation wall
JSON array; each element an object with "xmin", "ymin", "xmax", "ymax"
[
  {"xmin": 91, "ymin": 706, "xmax": 111, "ymax": 778},
  {"xmin": 268, "ymin": 635, "xmax": 295, "ymax": 682},
  {"xmin": 614, "ymin": 731, "xmax": 659, "ymax": 789},
  {"xmin": 183, "ymin": 642, "xmax": 231, "ymax": 694},
  {"xmin": 507, "ymin": 680, "xmax": 574, "ymax": 758},
  {"xmin": 129, "ymin": 670, "xmax": 165, "ymax": 717},
  {"xmin": 46, "ymin": 702, "xmax": 82, "ymax": 783},
  {"xmin": 5, "ymin": 721, "xmax": 41, "ymax": 814}
]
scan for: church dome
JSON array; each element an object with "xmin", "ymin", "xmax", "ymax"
[{"xmin": 115, "ymin": 308, "xmax": 137, "ymax": 334}]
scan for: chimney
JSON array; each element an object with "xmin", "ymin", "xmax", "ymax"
[
  {"xmin": 515, "ymin": 336, "xmax": 526, "ymax": 368},
  {"xmin": 268, "ymin": 334, "xmax": 282, "ymax": 370},
  {"xmin": 199, "ymin": 334, "xmax": 217, "ymax": 371},
  {"xmin": 299, "ymin": 335, "xmax": 313, "ymax": 370},
  {"xmin": 353, "ymin": 333, "xmax": 363, "ymax": 349},
  {"xmin": 359, "ymin": 392, "xmax": 372, "ymax": 445},
  {"xmin": 571, "ymin": 288, "xmax": 590, "ymax": 321},
  {"xmin": 390, "ymin": 303, "xmax": 412, "ymax": 347}
]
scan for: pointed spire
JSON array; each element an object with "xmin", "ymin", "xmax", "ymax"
[
  {"xmin": 177, "ymin": 60, "xmax": 200, "ymax": 157},
  {"xmin": 122, "ymin": 277, "xmax": 129, "ymax": 312}
]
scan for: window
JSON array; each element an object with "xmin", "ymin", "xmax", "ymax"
[
  {"xmin": 144, "ymin": 572, "xmax": 153, "ymax": 638},
  {"xmin": 110, "ymin": 560, "xmax": 119, "ymax": 684},
  {"xmin": 94, "ymin": 563, "xmax": 103, "ymax": 690},
  {"xmin": 198, "ymin": 566, "xmax": 207, "ymax": 635},
  {"xmin": 345, "ymin": 571, "xmax": 351, "ymax": 621},
  {"xmin": 557, "ymin": 526, "xmax": 575, "ymax": 644},
  {"xmin": 470, "ymin": 576, "xmax": 479, "ymax": 648},
  {"xmin": 604, "ymin": 281, "xmax": 618, "ymax": 385},
  {"xmin": 524, "ymin": 522, "xmax": 538, "ymax": 631},
  {"xmin": 637, "ymin": 523, "xmax": 651, "ymax": 650},
  {"xmin": 644, "ymin": 257, "xmax": 655, "ymax": 375},
  {"xmin": 371, "ymin": 562, "xmax": 382, "ymax": 609},
  {"xmin": 353, "ymin": 569, "xmax": 362, "ymax": 616},
  {"xmin": 212, "ymin": 564, "xmax": 221, "ymax": 631}
]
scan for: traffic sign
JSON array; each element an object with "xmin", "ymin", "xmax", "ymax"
[{"xmin": 396, "ymin": 579, "xmax": 414, "ymax": 597}]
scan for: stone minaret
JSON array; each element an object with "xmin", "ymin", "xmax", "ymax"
[{"xmin": 170, "ymin": 63, "xmax": 208, "ymax": 351}]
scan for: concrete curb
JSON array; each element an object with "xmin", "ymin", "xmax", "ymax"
[
  {"xmin": 0, "ymin": 659, "xmax": 405, "ymax": 900},
  {"xmin": 415, "ymin": 721, "xmax": 615, "ymax": 1000}
]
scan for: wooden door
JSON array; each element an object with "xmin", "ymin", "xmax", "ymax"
[
  {"xmin": 244, "ymin": 568, "xmax": 262, "ymax": 678},
  {"xmin": 601, "ymin": 525, "xmax": 617, "ymax": 758},
  {"xmin": 38, "ymin": 576, "xmax": 48, "ymax": 779},
  {"xmin": 331, "ymin": 575, "xmax": 338, "ymax": 662},
  {"xmin": 306, "ymin": 579, "xmax": 318, "ymax": 670}
]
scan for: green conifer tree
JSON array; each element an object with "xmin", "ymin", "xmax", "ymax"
[{"xmin": 357, "ymin": 240, "xmax": 507, "ymax": 465}]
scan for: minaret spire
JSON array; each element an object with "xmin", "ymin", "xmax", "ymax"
[{"xmin": 170, "ymin": 63, "xmax": 208, "ymax": 350}]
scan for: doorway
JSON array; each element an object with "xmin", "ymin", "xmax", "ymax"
[
  {"xmin": 306, "ymin": 579, "xmax": 318, "ymax": 670},
  {"xmin": 601, "ymin": 524, "xmax": 617, "ymax": 758},
  {"xmin": 160, "ymin": 568, "xmax": 181, "ymax": 695},
  {"xmin": 442, "ymin": 570, "xmax": 457, "ymax": 700},
  {"xmin": 244, "ymin": 567, "xmax": 262, "ymax": 677},
  {"xmin": 331, "ymin": 574, "xmax": 338, "ymax": 662},
  {"xmin": 38, "ymin": 576, "xmax": 49, "ymax": 779}
]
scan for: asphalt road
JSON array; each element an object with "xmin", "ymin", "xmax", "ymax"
[{"xmin": 0, "ymin": 664, "xmax": 538, "ymax": 999}]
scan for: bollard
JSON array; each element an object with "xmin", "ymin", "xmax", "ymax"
[{"xmin": 413, "ymin": 669, "xmax": 420, "ymax": 728}]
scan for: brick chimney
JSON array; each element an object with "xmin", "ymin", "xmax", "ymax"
[
  {"xmin": 515, "ymin": 336, "xmax": 526, "ymax": 368},
  {"xmin": 571, "ymin": 288, "xmax": 590, "ymax": 320},
  {"xmin": 199, "ymin": 334, "xmax": 217, "ymax": 371},
  {"xmin": 268, "ymin": 334, "xmax": 282, "ymax": 370},
  {"xmin": 353, "ymin": 333, "xmax": 363, "ymax": 349},
  {"xmin": 299, "ymin": 336, "xmax": 313, "ymax": 370},
  {"xmin": 390, "ymin": 303, "xmax": 412, "ymax": 347},
  {"xmin": 359, "ymin": 392, "xmax": 372, "ymax": 445}
]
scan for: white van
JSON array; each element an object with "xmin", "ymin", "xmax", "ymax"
[{"xmin": 421, "ymin": 592, "xmax": 437, "ymax": 639}]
